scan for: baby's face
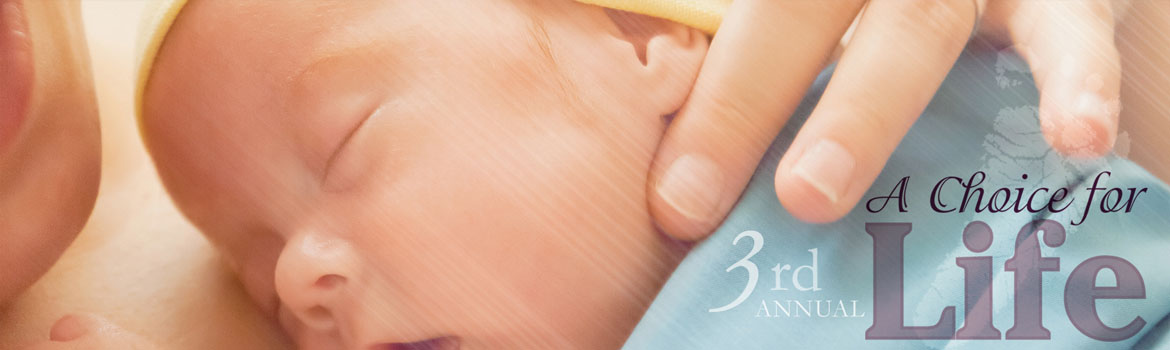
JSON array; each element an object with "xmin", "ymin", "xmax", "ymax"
[
  {"xmin": 143, "ymin": 0, "xmax": 705, "ymax": 348},
  {"xmin": 0, "ymin": 0, "xmax": 99, "ymax": 304}
]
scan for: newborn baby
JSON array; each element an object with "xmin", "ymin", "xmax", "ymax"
[
  {"xmin": 0, "ymin": 0, "xmax": 100, "ymax": 305},
  {"xmin": 139, "ymin": 0, "xmax": 707, "ymax": 348},
  {"xmin": 136, "ymin": 0, "xmax": 1170, "ymax": 349}
]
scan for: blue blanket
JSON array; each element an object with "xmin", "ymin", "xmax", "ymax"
[{"xmin": 625, "ymin": 47, "xmax": 1170, "ymax": 349}]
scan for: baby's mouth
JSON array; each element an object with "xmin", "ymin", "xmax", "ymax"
[
  {"xmin": 371, "ymin": 336, "xmax": 460, "ymax": 350},
  {"xmin": 0, "ymin": 0, "xmax": 33, "ymax": 153}
]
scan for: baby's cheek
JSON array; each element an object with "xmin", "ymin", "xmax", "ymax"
[
  {"xmin": 334, "ymin": 114, "xmax": 667, "ymax": 345},
  {"xmin": 463, "ymin": 136, "xmax": 662, "ymax": 324},
  {"xmin": 237, "ymin": 253, "xmax": 283, "ymax": 315}
]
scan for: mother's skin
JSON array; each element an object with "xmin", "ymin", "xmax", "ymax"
[
  {"xmin": 0, "ymin": 0, "xmax": 99, "ymax": 305},
  {"xmin": 0, "ymin": 2, "xmax": 286, "ymax": 348}
]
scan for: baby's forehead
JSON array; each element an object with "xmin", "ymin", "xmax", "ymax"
[
  {"xmin": 162, "ymin": 1, "xmax": 333, "ymax": 84},
  {"xmin": 142, "ymin": 0, "xmax": 604, "ymax": 209},
  {"xmin": 150, "ymin": 0, "xmax": 472, "ymax": 113},
  {"xmin": 148, "ymin": 1, "xmax": 562, "ymax": 135},
  {"xmin": 146, "ymin": 1, "xmax": 377, "ymax": 140},
  {"xmin": 140, "ymin": 2, "xmax": 347, "ymax": 238}
]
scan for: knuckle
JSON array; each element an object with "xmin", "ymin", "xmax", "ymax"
[
  {"xmin": 697, "ymin": 87, "xmax": 763, "ymax": 128},
  {"xmin": 1082, "ymin": 1, "xmax": 1116, "ymax": 19},
  {"xmin": 838, "ymin": 103, "xmax": 898, "ymax": 140},
  {"xmin": 859, "ymin": 115, "xmax": 896, "ymax": 140},
  {"xmin": 889, "ymin": 0, "xmax": 975, "ymax": 42}
]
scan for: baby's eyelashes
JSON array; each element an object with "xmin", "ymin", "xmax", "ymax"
[{"xmin": 319, "ymin": 104, "xmax": 382, "ymax": 192}]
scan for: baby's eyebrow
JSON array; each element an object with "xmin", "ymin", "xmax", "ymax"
[
  {"xmin": 519, "ymin": 12, "xmax": 591, "ymax": 118},
  {"xmin": 526, "ymin": 16, "xmax": 559, "ymax": 73},
  {"xmin": 279, "ymin": 43, "xmax": 393, "ymax": 182},
  {"xmin": 286, "ymin": 43, "xmax": 383, "ymax": 88},
  {"xmin": 283, "ymin": 17, "xmax": 413, "ymax": 87},
  {"xmin": 282, "ymin": 41, "xmax": 402, "ymax": 118}
]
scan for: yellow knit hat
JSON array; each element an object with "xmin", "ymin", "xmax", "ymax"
[
  {"xmin": 135, "ymin": 0, "xmax": 188, "ymax": 132},
  {"xmin": 134, "ymin": 0, "xmax": 729, "ymax": 125},
  {"xmin": 576, "ymin": 0, "xmax": 730, "ymax": 35}
]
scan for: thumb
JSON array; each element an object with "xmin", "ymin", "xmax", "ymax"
[{"xmin": 646, "ymin": 0, "xmax": 862, "ymax": 241}]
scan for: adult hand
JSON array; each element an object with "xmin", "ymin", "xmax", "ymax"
[{"xmin": 647, "ymin": 0, "xmax": 1126, "ymax": 241}]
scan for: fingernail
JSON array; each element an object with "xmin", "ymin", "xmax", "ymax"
[
  {"xmin": 791, "ymin": 139, "xmax": 855, "ymax": 203},
  {"xmin": 1074, "ymin": 92, "xmax": 1106, "ymax": 118},
  {"xmin": 656, "ymin": 155, "xmax": 724, "ymax": 221},
  {"xmin": 1060, "ymin": 93, "xmax": 1116, "ymax": 154},
  {"xmin": 50, "ymin": 315, "xmax": 88, "ymax": 342},
  {"xmin": 1074, "ymin": 92, "xmax": 1117, "ymax": 145}
]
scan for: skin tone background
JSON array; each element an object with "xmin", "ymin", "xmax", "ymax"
[
  {"xmin": 0, "ymin": 1, "xmax": 1167, "ymax": 349},
  {"xmin": 0, "ymin": 1, "xmax": 288, "ymax": 348},
  {"xmin": 0, "ymin": 0, "xmax": 99, "ymax": 306},
  {"xmin": 1117, "ymin": 1, "xmax": 1170, "ymax": 183}
]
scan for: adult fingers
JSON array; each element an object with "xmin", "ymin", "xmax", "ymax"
[
  {"xmin": 774, "ymin": 0, "xmax": 982, "ymax": 223},
  {"xmin": 1003, "ymin": 0, "xmax": 1121, "ymax": 158},
  {"xmin": 647, "ymin": 0, "xmax": 865, "ymax": 240}
]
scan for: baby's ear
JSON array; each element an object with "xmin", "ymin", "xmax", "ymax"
[
  {"xmin": 604, "ymin": 9, "xmax": 708, "ymax": 116},
  {"xmin": 273, "ymin": 232, "xmax": 359, "ymax": 334}
]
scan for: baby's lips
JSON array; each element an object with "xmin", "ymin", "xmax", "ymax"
[
  {"xmin": 0, "ymin": 0, "xmax": 33, "ymax": 153},
  {"xmin": 372, "ymin": 336, "xmax": 461, "ymax": 350}
]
